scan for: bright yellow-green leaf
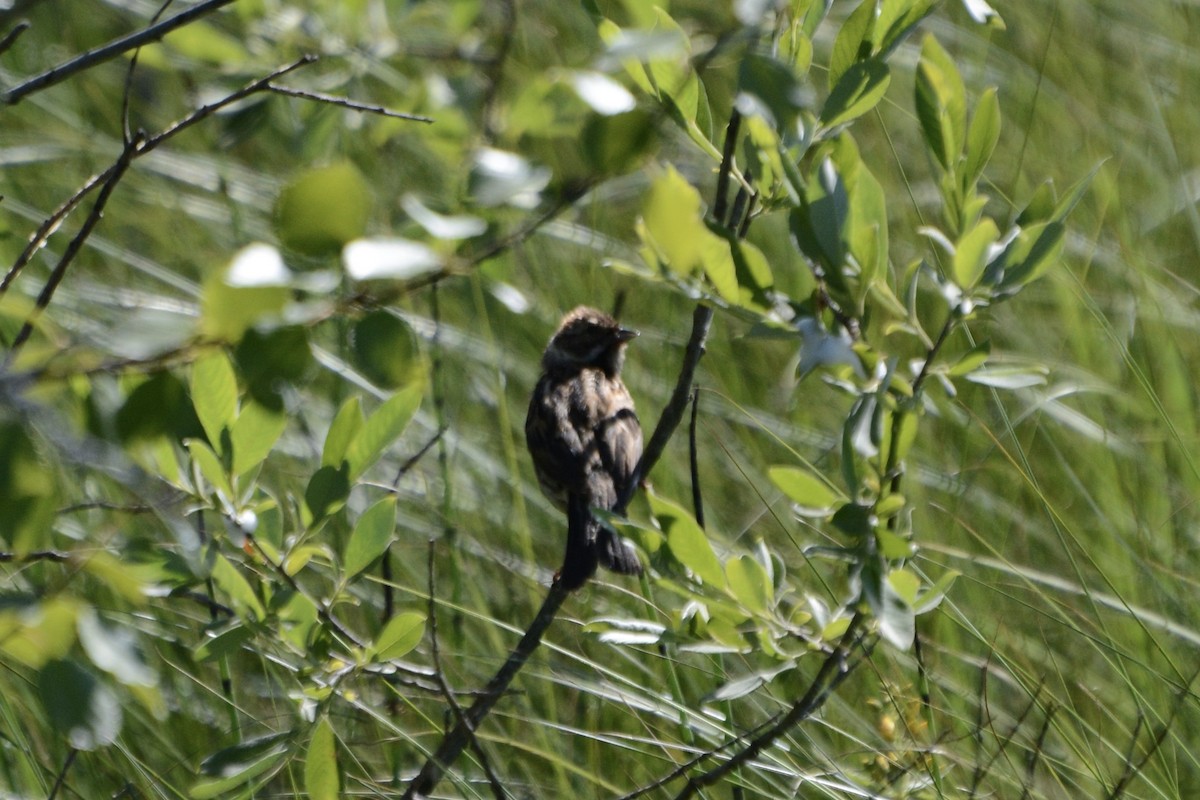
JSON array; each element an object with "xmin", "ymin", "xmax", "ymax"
[
  {"xmin": 0, "ymin": 597, "xmax": 78, "ymax": 668},
  {"xmin": 346, "ymin": 386, "xmax": 423, "ymax": 480},
  {"xmin": 185, "ymin": 439, "xmax": 232, "ymax": 502},
  {"xmin": 322, "ymin": 396, "xmax": 364, "ymax": 468},
  {"xmin": 305, "ymin": 718, "xmax": 339, "ymax": 800},
  {"xmin": 231, "ymin": 402, "xmax": 287, "ymax": 478},
  {"xmin": 374, "ymin": 612, "xmax": 426, "ymax": 660},
  {"xmin": 642, "ymin": 166, "xmax": 708, "ymax": 276},
  {"xmin": 768, "ymin": 465, "xmax": 841, "ymax": 510},
  {"xmin": 210, "ymin": 555, "xmax": 265, "ymax": 622},
  {"xmin": 191, "ymin": 352, "xmax": 238, "ymax": 454},
  {"xmin": 343, "ymin": 497, "xmax": 396, "ymax": 579},
  {"xmin": 726, "ymin": 556, "xmax": 771, "ymax": 615},
  {"xmin": 275, "ymin": 162, "xmax": 372, "ymax": 256},
  {"xmin": 953, "ymin": 218, "xmax": 999, "ymax": 288},
  {"xmin": 649, "ymin": 492, "xmax": 725, "ymax": 587}
]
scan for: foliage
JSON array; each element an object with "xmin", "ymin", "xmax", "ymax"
[{"xmin": 0, "ymin": 0, "xmax": 1197, "ymax": 798}]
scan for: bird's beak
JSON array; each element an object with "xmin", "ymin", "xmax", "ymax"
[{"xmin": 616, "ymin": 327, "xmax": 639, "ymax": 343}]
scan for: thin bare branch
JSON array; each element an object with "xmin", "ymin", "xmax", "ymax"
[
  {"xmin": 0, "ymin": 20, "xmax": 29, "ymax": 58},
  {"xmin": 268, "ymin": 84, "xmax": 433, "ymax": 122},
  {"xmin": 1, "ymin": 0, "xmax": 238, "ymax": 105}
]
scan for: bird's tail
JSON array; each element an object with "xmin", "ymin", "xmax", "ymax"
[{"xmin": 559, "ymin": 495, "xmax": 641, "ymax": 590}]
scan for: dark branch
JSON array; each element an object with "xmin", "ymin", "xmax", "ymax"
[
  {"xmin": 1, "ymin": 0, "xmax": 239, "ymax": 105},
  {"xmin": 267, "ymin": 84, "xmax": 433, "ymax": 123}
]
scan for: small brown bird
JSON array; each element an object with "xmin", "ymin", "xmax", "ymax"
[{"xmin": 525, "ymin": 306, "xmax": 643, "ymax": 589}]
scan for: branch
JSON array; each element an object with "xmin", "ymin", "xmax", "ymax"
[
  {"xmin": 672, "ymin": 612, "xmax": 869, "ymax": 799},
  {"xmin": 425, "ymin": 542, "xmax": 509, "ymax": 800},
  {"xmin": 267, "ymin": 84, "xmax": 433, "ymax": 123},
  {"xmin": 1, "ymin": 0, "xmax": 239, "ymax": 105},
  {"xmin": 403, "ymin": 581, "xmax": 569, "ymax": 798},
  {"xmin": 0, "ymin": 56, "xmax": 315, "ymax": 329}
]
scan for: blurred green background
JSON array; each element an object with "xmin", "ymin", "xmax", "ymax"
[{"xmin": 0, "ymin": 1, "xmax": 1197, "ymax": 797}]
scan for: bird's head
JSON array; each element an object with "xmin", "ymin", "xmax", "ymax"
[{"xmin": 541, "ymin": 306, "xmax": 638, "ymax": 377}]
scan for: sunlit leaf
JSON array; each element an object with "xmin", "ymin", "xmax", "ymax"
[
  {"xmin": 915, "ymin": 34, "xmax": 966, "ymax": 172},
  {"xmin": 346, "ymin": 386, "xmax": 422, "ymax": 480},
  {"xmin": 374, "ymin": 612, "xmax": 426, "ymax": 660},
  {"xmin": 820, "ymin": 59, "xmax": 890, "ymax": 129},
  {"xmin": 210, "ymin": 554, "xmax": 265, "ymax": 621},
  {"xmin": 963, "ymin": 87, "xmax": 1001, "ymax": 188},
  {"xmin": 343, "ymin": 497, "xmax": 396, "ymax": 579},
  {"xmin": 231, "ymin": 401, "xmax": 288, "ymax": 478},
  {"xmin": 726, "ymin": 555, "xmax": 772, "ymax": 615},
  {"xmin": 305, "ymin": 718, "xmax": 339, "ymax": 800},
  {"xmin": 276, "ymin": 162, "xmax": 372, "ymax": 256},
  {"xmin": 769, "ymin": 465, "xmax": 841, "ymax": 511},
  {"xmin": 649, "ymin": 492, "xmax": 725, "ymax": 587},
  {"xmin": 343, "ymin": 237, "xmax": 443, "ymax": 282},
  {"xmin": 323, "ymin": 397, "xmax": 364, "ymax": 469}
]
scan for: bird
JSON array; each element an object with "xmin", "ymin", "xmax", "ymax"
[{"xmin": 525, "ymin": 306, "xmax": 644, "ymax": 590}]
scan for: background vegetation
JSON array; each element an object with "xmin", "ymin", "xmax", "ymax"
[{"xmin": 0, "ymin": 1, "xmax": 1197, "ymax": 798}]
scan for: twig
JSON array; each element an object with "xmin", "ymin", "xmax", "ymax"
[
  {"xmin": 711, "ymin": 109, "xmax": 741, "ymax": 225},
  {"xmin": 0, "ymin": 549, "xmax": 70, "ymax": 563},
  {"xmin": 250, "ymin": 537, "xmax": 366, "ymax": 651},
  {"xmin": 672, "ymin": 612, "xmax": 868, "ymax": 799},
  {"xmin": 46, "ymin": 747, "xmax": 76, "ymax": 800},
  {"xmin": 267, "ymin": 84, "xmax": 433, "ymax": 122},
  {"xmin": 624, "ymin": 304, "xmax": 714, "ymax": 508},
  {"xmin": 0, "ymin": 57, "xmax": 315, "ymax": 301},
  {"xmin": 426, "ymin": 541, "xmax": 509, "ymax": 800},
  {"xmin": 688, "ymin": 386, "xmax": 704, "ymax": 528},
  {"xmin": 3, "ymin": 134, "xmax": 140, "ymax": 362},
  {"xmin": 403, "ymin": 581, "xmax": 569, "ymax": 798},
  {"xmin": 0, "ymin": 20, "xmax": 29, "ymax": 58},
  {"xmin": 1, "ymin": 0, "xmax": 238, "ymax": 105}
]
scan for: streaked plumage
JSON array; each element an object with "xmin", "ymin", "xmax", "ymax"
[{"xmin": 525, "ymin": 306, "xmax": 643, "ymax": 589}]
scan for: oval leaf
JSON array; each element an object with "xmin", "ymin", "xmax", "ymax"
[
  {"xmin": 374, "ymin": 611, "xmax": 426, "ymax": 660},
  {"xmin": 343, "ymin": 497, "xmax": 396, "ymax": 579},
  {"xmin": 768, "ymin": 465, "xmax": 841, "ymax": 510}
]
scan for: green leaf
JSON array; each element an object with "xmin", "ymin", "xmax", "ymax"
[
  {"xmin": 374, "ymin": 611, "xmax": 426, "ymax": 660},
  {"xmin": 875, "ymin": 0, "xmax": 938, "ymax": 55},
  {"xmin": 860, "ymin": 557, "xmax": 914, "ymax": 649},
  {"xmin": 305, "ymin": 718, "xmax": 339, "ymax": 800},
  {"xmin": 963, "ymin": 87, "xmax": 1001, "ymax": 188},
  {"xmin": 768, "ymin": 465, "xmax": 841, "ymax": 510},
  {"xmin": 352, "ymin": 311, "xmax": 425, "ymax": 390},
  {"xmin": 847, "ymin": 159, "xmax": 889, "ymax": 287},
  {"xmin": 275, "ymin": 162, "xmax": 372, "ymax": 256},
  {"xmin": 650, "ymin": 493, "xmax": 725, "ymax": 587},
  {"xmin": 829, "ymin": 0, "xmax": 877, "ymax": 90},
  {"xmin": 210, "ymin": 554, "xmax": 265, "ymax": 622},
  {"xmin": 914, "ymin": 569, "xmax": 960, "ymax": 613},
  {"xmin": 0, "ymin": 421, "xmax": 60, "ymax": 554},
  {"xmin": 343, "ymin": 497, "xmax": 396, "ymax": 579},
  {"xmin": 200, "ymin": 272, "xmax": 288, "ymax": 343},
  {"xmin": 948, "ymin": 341, "xmax": 991, "ymax": 376},
  {"xmin": 831, "ymin": 503, "xmax": 873, "ymax": 538},
  {"xmin": 914, "ymin": 34, "xmax": 966, "ymax": 173},
  {"xmin": 952, "ymin": 218, "xmax": 999, "ymax": 288},
  {"xmin": 185, "ymin": 439, "xmax": 232, "ymax": 502},
  {"xmin": 306, "ymin": 463, "xmax": 351, "ymax": 521},
  {"xmin": 323, "ymin": 397, "xmax": 364, "ymax": 468},
  {"xmin": 820, "ymin": 59, "xmax": 891, "ymax": 129},
  {"xmin": 642, "ymin": 166, "xmax": 710, "ymax": 276},
  {"xmin": 231, "ymin": 401, "xmax": 287, "ymax": 478},
  {"xmin": 346, "ymin": 385, "xmax": 423, "ymax": 480},
  {"xmin": 194, "ymin": 624, "xmax": 255, "ymax": 663},
  {"xmin": 994, "ymin": 221, "xmax": 1065, "ymax": 289},
  {"xmin": 965, "ymin": 364, "xmax": 1049, "ymax": 389},
  {"xmin": 191, "ymin": 731, "xmax": 291, "ymax": 799},
  {"xmin": 191, "ymin": 352, "xmax": 238, "ymax": 454},
  {"xmin": 737, "ymin": 53, "xmax": 809, "ymax": 128},
  {"xmin": 38, "ymin": 659, "xmax": 122, "ymax": 750},
  {"xmin": 116, "ymin": 372, "xmax": 204, "ymax": 444},
  {"xmin": 0, "ymin": 597, "xmax": 77, "ymax": 669},
  {"xmin": 726, "ymin": 555, "xmax": 771, "ymax": 615},
  {"xmin": 235, "ymin": 326, "xmax": 313, "ymax": 410}
]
